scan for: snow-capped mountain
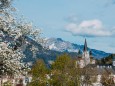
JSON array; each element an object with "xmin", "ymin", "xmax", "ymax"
[
  {"xmin": 22, "ymin": 37, "xmax": 110, "ymax": 67},
  {"xmin": 43, "ymin": 38, "xmax": 79, "ymax": 52},
  {"xmin": 42, "ymin": 38, "xmax": 110, "ymax": 58}
]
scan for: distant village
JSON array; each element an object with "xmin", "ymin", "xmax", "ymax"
[
  {"xmin": 76, "ymin": 39, "xmax": 115, "ymax": 86},
  {"xmin": 1, "ymin": 39, "xmax": 115, "ymax": 86},
  {"xmin": 1, "ymin": 0, "xmax": 115, "ymax": 86}
]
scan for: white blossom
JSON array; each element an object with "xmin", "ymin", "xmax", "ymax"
[{"xmin": 0, "ymin": 2, "xmax": 41, "ymax": 77}]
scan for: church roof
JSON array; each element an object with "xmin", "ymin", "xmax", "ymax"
[
  {"xmin": 83, "ymin": 38, "xmax": 87, "ymax": 51},
  {"xmin": 83, "ymin": 64, "xmax": 115, "ymax": 75}
]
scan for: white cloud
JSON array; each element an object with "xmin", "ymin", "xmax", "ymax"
[{"xmin": 65, "ymin": 19, "xmax": 114, "ymax": 37}]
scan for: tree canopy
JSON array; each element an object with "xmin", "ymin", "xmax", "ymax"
[{"xmin": 0, "ymin": 0, "xmax": 41, "ymax": 76}]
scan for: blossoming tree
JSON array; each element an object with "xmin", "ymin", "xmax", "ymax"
[{"xmin": 0, "ymin": 0, "xmax": 41, "ymax": 77}]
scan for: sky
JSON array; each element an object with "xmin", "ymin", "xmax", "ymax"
[{"xmin": 13, "ymin": 0, "xmax": 115, "ymax": 53}]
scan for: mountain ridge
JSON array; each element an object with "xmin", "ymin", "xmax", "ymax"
[
  {"xmin": 22, "ymin": 37, "xmax": 110, "ymax": 66},
  {"xmin": 42, "ymin": 37, "xmax": 110, "ymax": 58}
]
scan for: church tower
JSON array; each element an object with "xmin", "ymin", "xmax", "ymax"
[{"xmin": 82, "ymin": 39, "xmax": 90, "ymax": 66}]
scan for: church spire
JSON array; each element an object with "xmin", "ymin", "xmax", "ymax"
[{"xmin": 83, "ymin": 38, "xmax": 87, "ymax": 51}]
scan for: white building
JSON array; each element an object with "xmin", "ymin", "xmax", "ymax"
[{"xmin": 78, "ymin": 39, "xmax": 92, "ymax": 68}]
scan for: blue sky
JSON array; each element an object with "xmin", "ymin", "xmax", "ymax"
[{"xmin": 14, "ymin": 0, "xmax": 115, "ymax": 53}]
